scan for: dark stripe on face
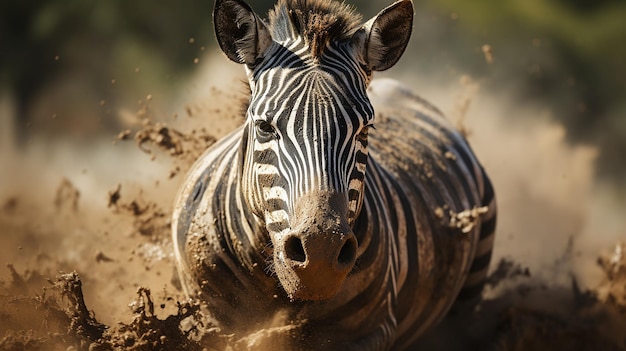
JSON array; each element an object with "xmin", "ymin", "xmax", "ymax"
[
  {"xmin": 266, "ymin": 198, "xmax": 288, "ymax": 213},
  {"xmin": 267, "ymin": 221, "xmax": 289, "ymax": 233},
  {"xmin": 348, "ymin": 189, "xmax": 360, "ymax": 200},
  {"xmin": 355, "ymin": 150, "xmax": 368, "ymax": 165},
  {"xmin": 257, "ymin": 172, "xmax": 282, "ymax": 188},
  {"xmin": 350, "ymin": 169, "xmax": 365, "ymax": 182}
]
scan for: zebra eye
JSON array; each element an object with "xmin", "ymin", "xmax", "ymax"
[{"xmin": 255, "ymin": 120, "xmax": 278, "ymax": 138}]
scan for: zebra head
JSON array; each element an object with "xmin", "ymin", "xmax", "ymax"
[{"xmin": 214, "ymin": 0, "xmax": 413, "ymax": 300}]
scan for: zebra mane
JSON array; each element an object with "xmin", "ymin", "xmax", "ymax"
[{"xmin": 268, "ymin": 0, "xmax": 363, "ymax": 58}]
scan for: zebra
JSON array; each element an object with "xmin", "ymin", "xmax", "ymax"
[{"xmin": 172, "ymin": 0, "xmax": 497, "ymax": 349}]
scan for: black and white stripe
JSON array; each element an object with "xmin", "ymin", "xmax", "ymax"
[{"xmin": 172, "ymin": 1, "xmax": 496, "ymax": 349}]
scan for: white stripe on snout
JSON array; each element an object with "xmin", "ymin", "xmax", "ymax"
[
  {"xmin": 263, "ymin": 186, "xmax": 289, "ymax": 202},
  {"xmin": 266, "ymin": 209, "xmax": 289, "ymax": 226},
  {"xmin": 255, "ymin": 140, "xmax": 278, "ymax": 152},
  {"xmin": 349, "ymin": 178, "xmax": 362, "ymax": 190},
  {"xmin": 256, "ymin": 163, "xmax": 280, "ymax": 176},
  {"xmin": 356, "ymin": 162, "xmax": 366, "ymax": 173},
  {"xmin": 348, "ymin": 199, "xmax": 358, "ymax": 210}
]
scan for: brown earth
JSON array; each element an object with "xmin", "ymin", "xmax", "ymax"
[{"xmin": 1, "ymin": 70, "xmax": 625, "ymax": 350}]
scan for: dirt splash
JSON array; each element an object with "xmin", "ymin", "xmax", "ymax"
[
  {"xmin": 1, "ymin": 64, "xmax": 626, "ymax": 350},
  {"xmin": 2, "ymin": 242, "xmax": 625, "ymax": 350}
]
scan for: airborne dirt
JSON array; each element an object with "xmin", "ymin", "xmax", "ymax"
[{"xmin": 1, "ymin": 68, "xmax": 625, "ymax": 350}]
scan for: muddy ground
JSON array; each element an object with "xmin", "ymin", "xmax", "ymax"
[{"xmin": 1, "ymin": 66, "xmax": 625, "ymax": 350}]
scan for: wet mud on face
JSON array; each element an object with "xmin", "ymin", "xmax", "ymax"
[{"xmin": 1, "ymin": 75, "xmax": 626, "ymax": 350}]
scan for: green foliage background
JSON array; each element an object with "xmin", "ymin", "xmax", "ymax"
[{"xmin": 1, "ymin": 0, "xmax": 624, "ymax": 184}]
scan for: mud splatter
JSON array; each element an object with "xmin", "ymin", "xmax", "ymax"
[
  {"xmin": 1, "ymin": 67, "xmax": 625, "ymax": 350},
  {"xmin": 130, "ymin": 116, "xmax": 216, "ymax": 172},
  {"xmin": 596, "ymin": 243, "xmax": 626, "ymax": 315},
  {"xmin": 0, "ymin": 268, "xmax": 217, "ymax": 351},
  {"xmin": 435, "ymin": 205, "xmax": 489, "ymax": 234}
]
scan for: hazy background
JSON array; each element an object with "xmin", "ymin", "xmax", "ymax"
[
  {"xmin": 2, "ymin": 0, "xmax": 625, "ymax": 182},
  {"xmin": 1, "ymin": 0, "xmax": 625, "ymax": 301}
]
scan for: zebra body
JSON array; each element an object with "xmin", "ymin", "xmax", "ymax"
[{"xmin": 173, "ymin": 0, "xmax": 496, "ymax": 349}]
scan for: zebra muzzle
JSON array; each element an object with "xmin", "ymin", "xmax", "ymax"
[{"xmin": 273, "ymin": 191, "xmax": 358, "ymax": 301}]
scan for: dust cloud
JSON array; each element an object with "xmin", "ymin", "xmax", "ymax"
[{"xmin": 0, "ymin": 57, "xmax": 624, "ymax": 350}]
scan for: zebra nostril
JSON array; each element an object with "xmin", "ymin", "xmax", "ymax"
[
  {"xmin": 284, "ymin": 235, "xmax": 306, "ymax": 263},
  {"xmin": 337, "ymin": 236, "xmax": 357, "ymax": 266}
]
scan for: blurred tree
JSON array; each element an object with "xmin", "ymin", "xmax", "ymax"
[
  {"xmin": 415, "ymin": 0, "xmax": 626, "ymax": 185},
  {"xmin": 0, "ymin": 0, "xmax": 214, "ymax": 142},
  {"xmin": 553, "ymin": 0, "xmax": 623, "ymax": 13}
]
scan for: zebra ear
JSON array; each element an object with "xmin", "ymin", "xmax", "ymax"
[
  {"xmin": 353, "ymin": 0, "xmax": 413, "ymax": 72},
  {"xmin": 214, "ymin": 0, "xmax": 273, "ymax": 65}
]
